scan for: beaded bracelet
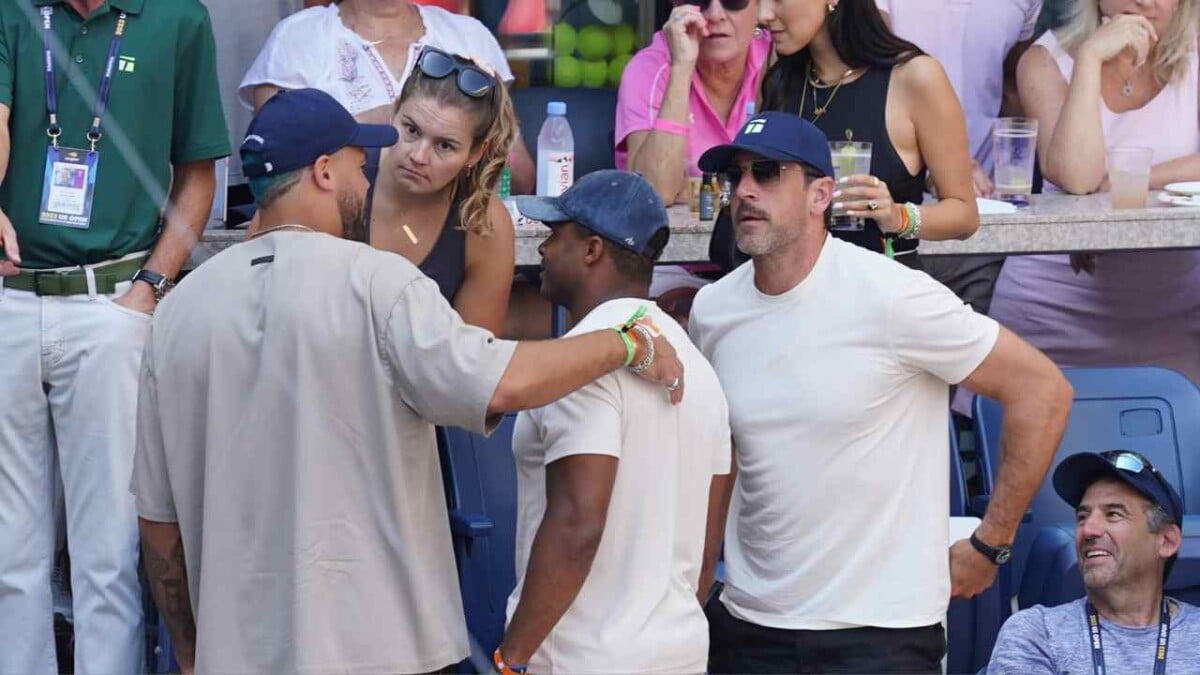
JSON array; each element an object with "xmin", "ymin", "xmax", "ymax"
[{"xmin": 900, "ymin": 202, "xmax": 922, "ymax": 240}]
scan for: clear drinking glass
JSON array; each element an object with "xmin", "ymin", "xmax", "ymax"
[
  {"xmin": 992, "ymin": 118, "xmax": 1038, "ymax": 207},
  {"xmin": 1108, "ymin": 147, "xmax": 1153, "ymax": 210},
  {"xmin": 829, "ymin": 141, "xmax": 873, "ymax": 231}
]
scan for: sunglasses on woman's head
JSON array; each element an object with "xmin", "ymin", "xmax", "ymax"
[
  {"xmin": 416, "ymin": 47, "xmax": 497, "ymax": 98},
  {"xmin": 677, "ymin": 0, "xmax": 752, "ymax": 12}
]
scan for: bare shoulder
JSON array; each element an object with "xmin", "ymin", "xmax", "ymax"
[
  {"xmin": 893, "ymin": 54, "xmax": 952, "ymax": 94},
  {"xmin": 467, "ymin": 197, "xmax": 515, "ymax": 256},
  {"xmin": 1017, "ymin": 44, "xmax": 1066, "ymax": 88}
]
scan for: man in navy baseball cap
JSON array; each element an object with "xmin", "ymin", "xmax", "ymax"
[
  {"xmin": 1054, "ymin": 450, "xmax": 1184, "ymax": 578},
  {"xmin": 516, "ymin": 170, "xmax": 670, "ymax": 311},
  {"xmin": 240, "ymin": 88, "xmax": 398, "ymax": 241}
]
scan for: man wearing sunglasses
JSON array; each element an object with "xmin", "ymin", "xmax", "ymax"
[
  {"xmin": 689, "ymin": 112, "xmax": 1073, "ymax": 673},
  {"xmin": 989, "ymin": 450, "xmax": 1198, "ymax": 674}
]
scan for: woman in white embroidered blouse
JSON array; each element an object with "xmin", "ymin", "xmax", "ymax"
[{"xmin": 240, "ymin": 0, "xmax": 535, "ymax": 193}]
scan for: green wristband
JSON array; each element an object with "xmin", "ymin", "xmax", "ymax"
[{"xmin": 612, "ymin": 327, "xmax": 637, "ymax": 366}]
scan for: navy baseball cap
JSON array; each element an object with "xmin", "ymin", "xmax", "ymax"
[
  {"xmin": 698, "ymin": 111, "xmax": 835, "ymax": 178},
  {"xmin": 240, "ymin": 88, "xmax": 398, "ymax": 180},
  {"xmin": 1054, "ymin": 450, "xmax": 1184, "ymax": 524},
  {"xmin": 515, "ymin": 170, "xmax": 669, "ymax": 259}
]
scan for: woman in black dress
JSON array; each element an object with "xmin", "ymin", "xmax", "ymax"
[{"xmin": 757, "ymin": 0, "xmax": 978, "ymax": 269}]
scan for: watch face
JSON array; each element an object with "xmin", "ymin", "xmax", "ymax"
[{"xmin": 995, "ymin": 548, "xmax": 1012, "ymax": 565}]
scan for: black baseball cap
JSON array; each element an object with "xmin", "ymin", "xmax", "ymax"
[
  {"xmin": 240, "ymin": 88, "xmax": 398, "ymax": 181},
  {"xmin": 698, "ymin": 111, "xmax": 836, "ymax": 178},
  {"xmin": 515, "ymin": 170, "xmax": 670, "ymax": 259}
]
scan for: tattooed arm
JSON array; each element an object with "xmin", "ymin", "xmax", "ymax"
[{"xmin": 140, "ymin": 518, "xmax": 197, "ymax": 674}]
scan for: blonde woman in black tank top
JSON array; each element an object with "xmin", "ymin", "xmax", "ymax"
[
  {"xmin": 366, "ymin": 47, "xmax": 517, "ymax": 335},
  {"xmin": 757, "ymin": 0, "xmax": 978, "ymax": 269}
]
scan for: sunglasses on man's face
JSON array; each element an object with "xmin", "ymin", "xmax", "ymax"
[
  {"xmin": 721, "ymin": 160, "xmax": 820, "ymax": 190},
  {"xmin": 677, "ymin": 0, "xmax": 752, "ymax": 12},
  {"xmin": 416, "ymin": 47, "xmax": 497, "ymax": 98}
]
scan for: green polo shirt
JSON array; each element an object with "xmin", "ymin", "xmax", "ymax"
[{"xmin": 0, "ymin": 0, "xmax": 230, "ymax": 269}]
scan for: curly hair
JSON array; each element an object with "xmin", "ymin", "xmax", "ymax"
[{"xmin": 393, "ymin": 58, "xmax": 518, "ymax": 238}]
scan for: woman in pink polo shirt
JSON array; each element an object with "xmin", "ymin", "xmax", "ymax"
[{"xmin": 615, "ymin": 0, "xmax": 771, "ymax": 204}]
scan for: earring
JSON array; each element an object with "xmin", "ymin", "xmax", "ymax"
[
  {"xmin": 827, "ymin": 2, "xmax": 836, "ymax": 12},
  {"xmin": 753, "ymin": 25, "xmax": 763, "ymax": 39}
]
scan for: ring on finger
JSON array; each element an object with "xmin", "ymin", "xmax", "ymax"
[
  {"xmin": 667, "ymin": 377, "xmax": 681, "ymax": 392},
  {"xmin": 867, "ymin": 200, "xmax": 879, "ymax": 211}
]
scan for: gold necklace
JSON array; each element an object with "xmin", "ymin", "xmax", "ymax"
[
  {"xmin": 799, "ymin": 63, "xmax": 856, "ymax": 121},
  {"xmin": 248, "ymin": 224, "xmax": 316, "ymax": 240}
]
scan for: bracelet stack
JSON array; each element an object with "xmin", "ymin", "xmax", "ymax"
[
  {"xmin": 898, "ymin": 202, "xmax": 922, "ymax": 240},
  {"xmin": 628, "ymin": 324, "xmax": 656, "ymax": 374},
  {"xmin": 612, "ymin": 305, "xmax": 657, "ymax": 372},
  {"xmin": 493, "ymin": 649, "xmax": 527, "ymax": 674}
]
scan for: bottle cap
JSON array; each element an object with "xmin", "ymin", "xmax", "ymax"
[{"xmin": 547, "ymin": 101, "xmax": 567, "ymax": 115}]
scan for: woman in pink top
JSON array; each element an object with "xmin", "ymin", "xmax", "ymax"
[
  {"xmin": 988, "ymin": 0, "xmax": 1200, "ymax": 383},
  {"xmin": 615, "ymin": 0, "xmax": 771, "ymax": 204}
]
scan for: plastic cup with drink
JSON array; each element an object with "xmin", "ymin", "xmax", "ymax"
[
  {"xmin": 829, "ymin": 141, "xmax": 873, "ymax": 231},
  {"xmin": 992, "ymin": 118, "xmax": 1038, "ymax": 207},
  {"xmin": 1108, "ymin": 146, "xmax": 1153, "ymax": 210}
]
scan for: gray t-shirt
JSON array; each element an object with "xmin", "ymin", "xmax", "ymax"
[
  {"xmin": 988, "ymin": 597, "xmax": 1200, "ymax": 674},
  {"xmin": 132, "ymin": 231, "xmax": 517, "ymax": 673}
]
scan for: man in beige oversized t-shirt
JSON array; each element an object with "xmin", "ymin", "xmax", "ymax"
[{"xmin": 131, "ymin": 88, "xmax": 685, "ymax": 674}]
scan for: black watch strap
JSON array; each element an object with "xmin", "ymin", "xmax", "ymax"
[
  {"xmin": 132, "ymin": 268, "xmax": 171, "ymax": 300},
  {"xmin": 970, "ymin": 531, "xmax": 1012, "ymax": 566}
]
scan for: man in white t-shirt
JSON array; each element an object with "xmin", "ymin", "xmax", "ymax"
[
  {"xmin": 495, "ymin": 171, "xmax": 732, "ymax": 675},
  {"xmin": 131, "ymin": 90, "xmax": 686, "ymax": 674},
  {"xmin": 689, "ymin": 112, "xmax": 1073, "ymax": 673}
]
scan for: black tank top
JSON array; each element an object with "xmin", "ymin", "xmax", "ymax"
[
  {"xmin": 363, "ymin": 147, "xmax": 468, "ymax": 303},
  {"xmin": 771, "ymin": 65, "xmax": 926, "ymax": 261}
]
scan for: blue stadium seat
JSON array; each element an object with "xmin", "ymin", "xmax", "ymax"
[
  {"xmin": 947, "ymin": 420, "xmax": 1006, "ymax": 674},
  {"xmin": 972, "ymin": 366, "xmax": 1200, "ymax": 611},
  {"xmin": 438, "ymin": 416, "xmax": 520, "ymax": 671},
  {"xmin": 510, "ymin": 87, "xmax": 618, "ymax": 179}
]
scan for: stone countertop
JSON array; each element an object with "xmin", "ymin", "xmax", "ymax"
[{"xmin": 191, "ymin": 192, "xmax": 1200, "ymax": 268}]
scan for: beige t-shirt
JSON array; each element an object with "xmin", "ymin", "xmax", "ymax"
[
  {"xmin": 507, "ymin": 299, "xmax": 731, "ymax": 674},
  {"xmin": 689, "ymin": 236, "xmax": 999, "ymax": 631},
  {"xmin": 132, "ymin": 231, "xmax": 517, "ymax": 674}
]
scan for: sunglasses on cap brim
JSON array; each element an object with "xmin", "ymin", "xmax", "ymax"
[
  {"xmin": 1101, "ymin": 450, "xmax": 1175, "ymax": 498},
  {"xmin": 416, "ymin": 47, "xmax": 498, "ymax": 99},
  {"xmin": 676, "ymin": 0, "xmax": 752, "ymax": 11}
]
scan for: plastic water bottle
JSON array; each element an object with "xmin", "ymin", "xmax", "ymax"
[{"xmin": 536, "ymin": 101, "xmax": 575, "ymax": 197}]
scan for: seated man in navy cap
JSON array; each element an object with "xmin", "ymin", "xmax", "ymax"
[
  {"xmin": 989, "ymin": 451, "xmax": 1200, "ymax": 674},
  {"xmin": 131, "ymin": 90, "xmax": 686, "ymax": 674},
  {"xmin": 689, "ymin": 111, "xmax": 1073, "ymax": 673},
  {"xmin": 495, "ymin": 171, "xmax": 732, "ymax": 675}
]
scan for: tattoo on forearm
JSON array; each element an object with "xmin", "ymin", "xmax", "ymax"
[{"xmin": 144, "ymin": 536, "xmax": 197, "ymax": 662}]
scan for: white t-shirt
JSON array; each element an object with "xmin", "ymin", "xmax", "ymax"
[
  {"xmin": 688, "ymin": 236, "xmax": 999, "ymax": 630},
  {"xmin": 238, "ymin": 4, "xmax": 513, "ymax": 117},
  {"xmin": 508, "ymin": 299, "xmax": 731, "ymax": 674},
  {"xmin": 132, "ymin": 231, "xmax": 518, "ymax": 673}
]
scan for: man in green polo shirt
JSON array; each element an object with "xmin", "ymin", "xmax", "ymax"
[{"xmin": 0, "ymin": 0, "xmax": 229, "ymax": 672}]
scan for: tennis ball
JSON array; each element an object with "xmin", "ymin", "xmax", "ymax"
[
  {"xmin": 553, "ymin": 56, "xmax": 583, "ymax": 88},
  {"xmin": 581, "ymin": 59, "xmax": 609, "ymax": 88},
  {"xmin": 577, "ymin": 25, "xmax": 613, "ymax": 61},
  {"xmin": 608, "ymin": 53, "xmax": 632, "ymax": 88},
  {"xmin": 552, "ymin": 22, "xmax": 577, "ymax": 55},
  {"xmin": 610, "ymin": 24, "xmax": 636, "ymax": 55}
]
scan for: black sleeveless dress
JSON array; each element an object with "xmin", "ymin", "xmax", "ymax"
[
  {"xmin": 771, "ymin": 66, "xmax": 927, "ymax": 269},
  {"xmin": 363, "ymin": 147, "xmax": 468, "ymax": 302}
]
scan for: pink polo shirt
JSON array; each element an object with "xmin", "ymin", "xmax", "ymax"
[
  {"xmin": 614, "ymin": 31, "xmax": 772, "ymax": 178},
  {"xmin": 876, "ymin": 0, "xmax": 1042, "ymax": 171}
]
